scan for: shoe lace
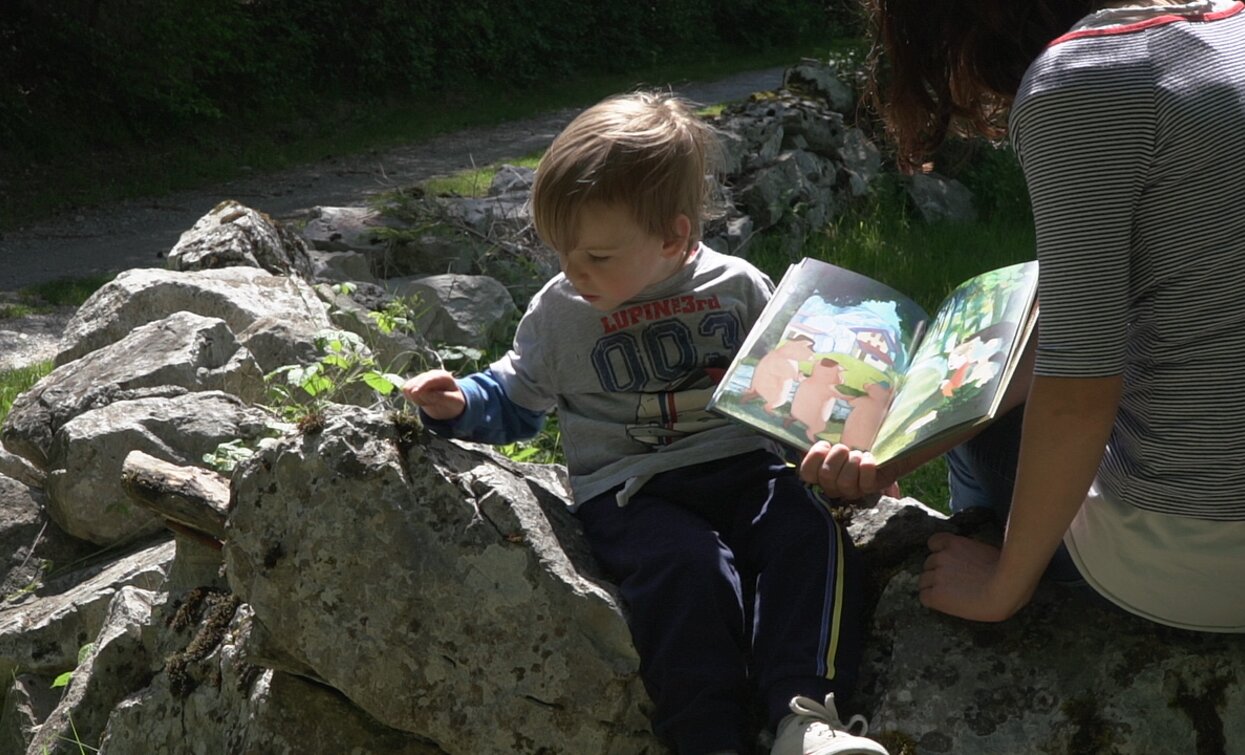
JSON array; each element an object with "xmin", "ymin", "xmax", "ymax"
[{"xmin": 789, "ymin": 693, "xmax": 871, "ymax": 737}]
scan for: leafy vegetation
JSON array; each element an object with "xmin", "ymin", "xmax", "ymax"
[
  {"xmin": 1, "ymin": 0, "xmax": 855, "ymax": 230},
  {"xmin": 266, "ymin": 329, "xmax": 406, "ymax": 432}
]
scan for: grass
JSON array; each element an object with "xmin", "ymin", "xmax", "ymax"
[
  {"xmin": 0, "ymin": 361, "xmax": 52, "ymax": 426},
  {"xmin": 420, "ymin": 152, "xmax": 544, "ymax": 198},
  {"xmin": 2, "ymin": 42, "xmax": 842, "ymax": 232},
  {"xmin": 1, "ymin": 275, "xmax": 110, "ymax": 425}
]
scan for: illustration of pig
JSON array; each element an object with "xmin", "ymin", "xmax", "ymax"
[
  {"xmin": 746, "ymin": 336, "xmax": 815, "ymax": 413},
  {"xmin": 840, "ymin": 381, "xmax": 892, "ymax": 450},
  {"xmin": 790, "ymin": 358, "xmax": 849, "ymax": 443}
]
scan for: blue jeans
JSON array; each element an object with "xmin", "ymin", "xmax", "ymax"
[{"xmin": 945, "ymin": 407, "xmax": 1086, "ymax": 585}]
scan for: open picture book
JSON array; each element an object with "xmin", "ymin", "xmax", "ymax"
[{"xmin": 708, "ymin": 258, "xmax": 1039, "ymax": 467}]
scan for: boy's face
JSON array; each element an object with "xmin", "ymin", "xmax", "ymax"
[{"xmin": 558, "ymin": 203, "xmax": 691, "ymax": 312}]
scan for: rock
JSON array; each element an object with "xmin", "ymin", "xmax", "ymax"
[
  {"xmin": 224, "ymin": 407, "xmax": 660, "ymax": 753},
  {"xmin": 778, "ymin": 102, "xmax": 847, "ymax": 156},
  {"xmin": 736, "ymin": 151, "xmax": 823, "ymax": 230},
  {"xmin": 0, "ymin": 539, "xmax": 174, "ymax": 683},
  {"xmin": 389, "ymin": 273, "xmax": 519, "ymax": 349},
  {"xmin": 167, "ymin": 200, "xmax": 315, "ymax": 279},
  {"xmin": 849, "ymin": 503, "xmax": 1245, "ymax": 755},
  {"xmin": 54, "ymin": 267, "xmax": 331, "ymax": 367},
  {"xmin": 235, "ymin": 315, "xmax": 324, "ymax": 375},
  {"xmin": 839, "ymin": 128, "xmax": 883, "ymax": 196},
  {"xmin": 862, "ymin": 565, "xmax": 1245, "ymax": 753},
  {"xmin": 298, "ymin": 205, "xmax": 398, "ymax": 257},
  {"xmin": 0, "ymin": 474, "xmax": 96, "ymax": 603},
  {"xmin": 488, "ymin": 164, "xmax": 535, "ymax": 196},
  {"xmin": 0, "ymin": 446, "xmax": 43, "ymax": 489},
  {"xmin": 0, "ymin": 671, "xmax": 60, "ymax": 754},
  {"xmin": 444, "ymin": 194, "xmax": 532, "ymax": 236},
  {"xmin": 906, "ymin": 172, "xmax": 979, "ymax": 224},
  {"xmin": 3, "ymin": 312, "xmax": 265, "ymax": 469},
  {"xmin": 381, "ymin": 227, "xmax": 483, "ymax": 278},
  {"xmin": 98, "ymin": 603, "xmax": 438, "ymax": 755},
  {"xmin": 784, "ymin": 58, "xmax": 855, "ymax": 113},
  {"xmin": 307, "ymin": 249, "xmax": 377, "ymax": 284},
  {"xmin": 43, "ymin": 392, "xmax": 271, "ymax": 546},
  {"xmin": 27, "ymin": 586, "xmax": 157, "ymax": 755}
]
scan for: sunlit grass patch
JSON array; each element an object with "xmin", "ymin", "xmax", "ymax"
[
  {"xmin": 420, "ymin": 153, "xmax": 544, "ymax": 198},
  {"xmin": 0, "ymin": 361, "xmax": 52, "ymax": 425}
]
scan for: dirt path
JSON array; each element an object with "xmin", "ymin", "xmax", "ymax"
[{"xmin": 0, "ymin": 68, "xmax": 786, "ymax": 292}]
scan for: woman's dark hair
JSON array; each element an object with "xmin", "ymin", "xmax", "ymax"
[{"xmin": 864, "ymin": 0, "xmax": 1099, "ymax": 168}]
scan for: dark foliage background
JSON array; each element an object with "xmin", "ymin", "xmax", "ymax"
[{"xmin": 0, "ymin": 0, "xmax": 859, "ymax": 161}]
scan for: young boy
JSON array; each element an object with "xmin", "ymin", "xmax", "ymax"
[{"xmin": 403, "ymin": 91, "xmax": 888, "ymax": 755}]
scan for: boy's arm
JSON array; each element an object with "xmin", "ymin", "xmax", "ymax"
[{"xmin": 405, "ymin": 369, "xmax": 546, "ymax": 444}]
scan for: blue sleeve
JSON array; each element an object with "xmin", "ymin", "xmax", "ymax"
[{"xmin": 419, "ymin": 369, "xmax": 547, "ymax": 444}]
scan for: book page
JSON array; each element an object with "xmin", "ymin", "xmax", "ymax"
[
  {"xmin": 870, "ymin": 261, "xmax": 1039, "ymax": 463},
  {"xmin": 709, "ymin": 258, "xmax": 929, "ymax": 452}
]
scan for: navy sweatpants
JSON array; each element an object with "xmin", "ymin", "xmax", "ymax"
[{"xmin": 574, "ymin": 450, "xmax": 866, "ymax": 755}]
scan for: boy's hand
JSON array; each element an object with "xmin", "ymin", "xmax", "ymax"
[
  {"xmin": 401, "ymin": 370, "xmax": 466, "ymax": 421},
  {"xmin": 798, "ymin": 441, "xmax": 901, "ymax": 499}
]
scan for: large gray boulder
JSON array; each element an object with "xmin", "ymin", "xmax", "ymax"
[
  {"xmin": 54, "ymin": 267, "xmax": 330, "ymax": 367},
  {"xmin": 389, "ymin": 273, "xmax": 520, "ymax": 349},
  {"xmin": 224, "ymin": 407, "xmax": 660, "ymax": 754},
  {"xmin": 847, "ymin": 502, "xmax": 1245, "ymax": 754},
  {"xmin": 784, "ymin": 58, "xmax": 855, "ymax": 114},
  {"xmin": 97, "ymin": 603, "xmax": 438, "ymax": 755},
  {"xmin": 44, "ymin": 392, "xmax": 272, "ymax": 546},
  {"xmin": 166, "ymin": 200, "xmax": 315, "ymax": 280},
  {"xmin": 906, "ymin": 172, "xmax": 978, "ymax": 224},
  {"xmin": 2, "ymin": 312, "xmax": 264, "ymax": 469}
]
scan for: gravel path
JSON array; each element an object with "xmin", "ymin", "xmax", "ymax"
[{"xmin": 0, "ymin": 67, "xmax": 786, "ymax": 293}]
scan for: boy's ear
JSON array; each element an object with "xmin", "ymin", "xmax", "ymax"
[{"xmin": 661, "ymin": 214, "xmax": 693, "ymax": 257}]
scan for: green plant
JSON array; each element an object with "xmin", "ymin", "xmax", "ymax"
[
  {"xmin": 498, "ymin": 412, "xmax": 564, "ymax": 465},
  {"xmin": 50, "ymin": 643, "xmax": 94, "ymax": 690},
  {"xmin": 265, "ymin": 329, "xmax": 405, "ymax": 430},
  {"xmin": 201, "ymin": 439, "xmax": 258, "ymax": 475}
]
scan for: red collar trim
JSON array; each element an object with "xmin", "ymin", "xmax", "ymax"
[{"xmin": 1049, "ymin": 1, "xmax": 1243, "ymax": 46}]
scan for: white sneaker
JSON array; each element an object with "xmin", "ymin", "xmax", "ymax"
[{"xmin": 769, "ymin": 694, "xmax": 889, "ymax": 755}]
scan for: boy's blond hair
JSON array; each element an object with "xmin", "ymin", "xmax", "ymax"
[{"xmin": 531, "ymin": 91, "xmax": 720, "ymax": 254}]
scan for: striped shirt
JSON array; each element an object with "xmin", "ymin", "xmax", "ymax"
[{"xmin": 1012, "ymin": 0, "xmax": 1245, "ymax": 521}]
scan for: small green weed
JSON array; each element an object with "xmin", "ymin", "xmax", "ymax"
[
  {"xmin": 51, "ymin": 643, "xmax": 95, "ymax": 690},
  {"xmin": 265, "ymin": 329, "xmax": 405, "ymax": 430},
  {"xmin": 202, "ymin": 439, "xmax": 259, "ymax": 475}
]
